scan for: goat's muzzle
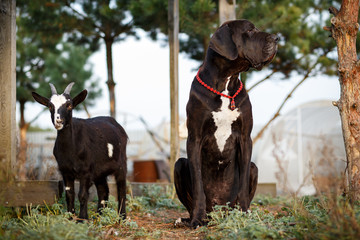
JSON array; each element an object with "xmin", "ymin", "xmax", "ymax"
[{"xmin": 55, "ymin": 119, "xmax": 64, "ymax": 130}]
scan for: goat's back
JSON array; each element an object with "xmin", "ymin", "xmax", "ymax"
[{"xmin": 54, "ymin": 116, "xmax": 127, "ymax": 176}]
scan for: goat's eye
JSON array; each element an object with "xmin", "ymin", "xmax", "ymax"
[{"xmin": 67, "ymin": 103, "xmax": 72, "ymax": 110}]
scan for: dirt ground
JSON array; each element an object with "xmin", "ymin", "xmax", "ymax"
[
  {"xmin": 104, "ymin": 209, "xmax": 206, "ymax": 239},
  {"xmin": 101, "ymin": 203, "xmax": 286, "ymax": 239}
]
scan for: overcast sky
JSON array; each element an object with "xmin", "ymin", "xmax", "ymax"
[{"xmin": 22, "ymin": 30, "xmax": 340, "ymax": 132}]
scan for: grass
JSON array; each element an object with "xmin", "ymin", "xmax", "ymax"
[
  {"xmin": 1, "ymin": 184, "xmax": 360, "ymax": 239},
  {"xmin": 204, "ymin": 195, "xmax": 360, "ymax": 239}
]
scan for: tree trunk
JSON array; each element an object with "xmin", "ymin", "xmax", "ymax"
[
  {"xmin": 326, "ymin": 0, "xmax": 360, "ymax": 202},
  {"xmin": 219, "ymin": 0, "xmax": 236, "ymax": 25},
  {"xmin": 18, "ymin": 101, "xmax": 30, "ymax": 180},
  {"xmin": 105, "ymin": 38, "xmax": 116, "ymax": 119}
]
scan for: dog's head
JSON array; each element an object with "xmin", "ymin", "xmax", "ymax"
[{"xmin": 209, "ymin": 19, "xmax": 278, "ymax": 70}]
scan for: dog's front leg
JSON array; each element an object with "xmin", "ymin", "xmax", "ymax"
[
  {"xmin": 237, "ymin": 134, "xmax": 253, "ymax": 211},
  {"xmin": 188, "ymin": 138, "xmax": 207, "ymax": 228}
]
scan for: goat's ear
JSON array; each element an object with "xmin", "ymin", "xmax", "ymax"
[
  {"xmin": 209, "ymin": 24, "xmax": 238, "ymax": 60},
  {"xmin": 32, "ymin": 92, "xmax": 50, "ymax": 107},
  {"xmin": 72, "ymin": 90, "xmax": 87, "ymax": 108}
]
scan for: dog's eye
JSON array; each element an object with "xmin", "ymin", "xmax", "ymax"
[{"xmin": 247, "ymin": 29, "xmax": 255, "ymax": 36}]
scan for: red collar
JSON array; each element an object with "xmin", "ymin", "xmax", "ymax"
[{"xmin": 196, "ymin": 70, "xmax": 243, "ymax": 110}]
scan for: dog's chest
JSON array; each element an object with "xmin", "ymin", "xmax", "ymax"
[{"xmin": 211, "ymin": 81, "xmax": 241, "ymax": 153}]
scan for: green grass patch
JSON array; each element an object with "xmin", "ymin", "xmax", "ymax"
[
  {"xmin": 1, "ymin": 185, "xmax": 359, "ymax": 239},
  {"xmin": 203, "ymin": 195, "xmax": 360, "ymax": 239}
]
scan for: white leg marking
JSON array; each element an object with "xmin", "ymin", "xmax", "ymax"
[
  {"xmin": 101, "ymin": 200, "xmax": 106, "ymax": 205},
  {"xmin": 211, "ymin": 79, "xmax": 241, "ymax": 153},
  {"xmin": 65, "ymin": 186, "xmax": 71, "ymax": 191},
  {"xmin": 107, "ymin": 143, "xmax": 114, "ymax": 158}
]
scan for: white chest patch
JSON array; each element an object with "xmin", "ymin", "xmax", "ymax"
[
  {"xmin": 211, "ymin": 80, "xmax": 241, "ymax": 153},
  {"xmin": 107, "ymin": 143, "xmax": 114, "ymax": 158},
  {"xmin": 50, "ymin": 94, "xmax": 67, "ymax": 124}
]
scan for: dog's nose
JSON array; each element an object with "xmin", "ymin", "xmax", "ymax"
[{"xmin": 267, "ymin": 34, "xmax": 279, "ymax": 43}]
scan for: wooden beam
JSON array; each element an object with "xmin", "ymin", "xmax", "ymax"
[
  {"xmin": 112, "ymin": 182, "xmax": 276, "ymax": 198},
  {"xmin": 0, "ymin": 181, "xmax": 276, "ymax": 207},
  {"xmin": 168, "ymin": 0, "xmax": 179, "ymax": 182},
  {"xmin": 0, "ymin": 181, "xmax": 63, "ymax": 207},
  {"xmin": 0, "ymin": 0, "xmax": 17, "ymax": 181}
]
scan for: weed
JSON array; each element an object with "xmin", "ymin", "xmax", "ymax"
[
  {"xmin": 2, "ymin": 205, "xmax": 98, "ymax": 240},
  {"xmin": 253, "ymin": 194, "xmax": 288, "ymax": 206},
  {"xmin": 127, "ymin": 184, "xmax": 184, "ymax": 213},
  {"xmin": 207, "ymin": 204, "xmax": 292, "ymax": 239},
  {"xmin": 203, "ymin": 194, "xmax": 360, "ymax": 240}
]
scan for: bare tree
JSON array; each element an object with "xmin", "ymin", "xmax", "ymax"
[{"xmin": 325, "ymin": 0, "xmax": 360, "ymax": 202}]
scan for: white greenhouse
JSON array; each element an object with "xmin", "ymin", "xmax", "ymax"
[{"xmin": 252, "ymin": 100, "xmax": 347, "ymax": 196}]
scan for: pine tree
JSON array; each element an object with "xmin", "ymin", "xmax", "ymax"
[
  {"xmin": 63, "ymin": 0, "xmax": 135, "ymax": 119},
  {"xmin": 325, "ymin": 0, "xmax": 360, "ymax": 202}
]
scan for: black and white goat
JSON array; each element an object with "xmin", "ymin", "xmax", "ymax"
[{"xmin": 32, "ymin": 82, "xmax": 128, "ymax": 220}]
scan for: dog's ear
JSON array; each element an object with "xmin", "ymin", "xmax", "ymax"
[{"xmin": 209, "ymin": 24, "xmax": 238, "ymax": 60}]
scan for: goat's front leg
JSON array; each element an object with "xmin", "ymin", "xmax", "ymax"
[
  {"xmin": 78, "ymin": 177, "xmax": 92, "ymax": 220},
  {"xmin": 63, "ymin": 175, "xmax": 75, "ymax": 214}
]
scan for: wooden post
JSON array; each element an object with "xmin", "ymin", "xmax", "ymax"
[
  {"xmin": 0, "ymin": 0, "xmax": 17, "ymax": 182},
  {"xmin": 168, "ymin": 0, "xmax": 179, "ymax": 182},
  {"xmin": 219, "ymin": 0, "xmax": 236, "ymax": 25}
]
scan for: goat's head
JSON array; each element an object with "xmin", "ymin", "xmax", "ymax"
[{"xmin": 32, "ymin": 82, "xmax": 87, "ymax": 130}]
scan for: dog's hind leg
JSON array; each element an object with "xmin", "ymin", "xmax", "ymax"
[
  {"xmin": 249, "ymin": 162, "xmax": 258, "ymax": 202},
  {"xmin": 174, "ymin": 158, "xmax": 193, "ymax": 216}
]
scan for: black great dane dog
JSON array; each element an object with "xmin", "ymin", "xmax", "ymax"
[{"xmin": 174, "ymin": 20, "xmax": 278, "ymax": 228}]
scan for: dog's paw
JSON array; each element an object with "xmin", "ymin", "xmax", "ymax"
[{"xmin": 190, "ymin": 218, "xmax": 206, "ymax": 229}]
